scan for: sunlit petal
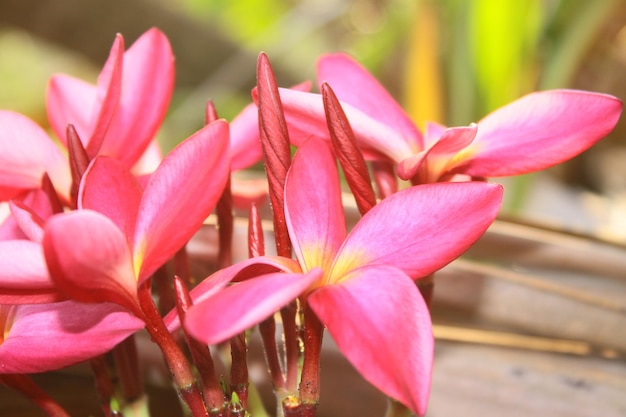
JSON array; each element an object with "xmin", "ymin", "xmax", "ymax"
[
  {"xmin": 46, "ymin": 75, "xmax": 95, "ymax": 146},
  {"xmin": 285, "ymin": 140, "xmax": 345, "ymax": 272},
  {"xmin": 133, "ymin": 120, "xmax": 230, "ymax": 281},
  {"xmin": 466, "ymin": 90, "xmax": 623, "ymax": 177},
  {"xmin": 100, "ymin": 28, "xmax": 174, "ymax": 167},
  {"xmin": 186, "ymin": 269, "xmax": 321, "ymax": 345},
  {"xmin": 0, "ymin": 240, "xmax": 60, "ymax": 304},
  {"xmin": 43, "ymin": 210, "xmax": 139, "ymax": 313},
  {"xmin": 0, "ymin": 301, "xmax": 144, "ymax": 373},
  {"xmin": 318, "ymin": 53, "xmax": 422, "ymax": 149},
  {"xmin": 309, "ymin": 265, "xmax": 433, "ymax": 415},
  {"xmin": 164, "ymin": 255, "xmax": 301, "ymax": 331},
  {"xmin": 278, "ymin": 88, "xmax": 415, "ymax": 161},
  {"xmin": 334, "ymin": 182, "xmax": 502, "ymax": 279},
  {"xmin": 79, "ymin": 156, "xmax": 142, "ymax": 241},
  {"xmin": 0, "ymin": 111, "xmax": 70, "ymax": 200},
  {"xmin": 398, "ymin": 124, "xmax": 477, "ymax": 182}
]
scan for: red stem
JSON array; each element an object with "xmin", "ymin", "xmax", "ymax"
[
  {"xmin": 248, "ymin": 203, "xmax": 265, "ymax": 258},
  {"xmin": 281, "ymin": 302, "xmax": 300, "ymax": 392},
  {"xmin": 174, "ymin": 246, "xmax": 193, "ymax": 287},
  {"xmin": 173, "ymin": 276, "xmax": 225, "ymax": 414},
  {"xmin": 259, "ymin": 316, "xmax": 285, "ymax": 390},
  {"xmin": 89, "ymin": 355, "xmax": 115, "ymax": 417},
  {"xmin": 137, "ymin": 280, "xmax": 208, "ymax": 417},
  {"xmin": 229, "ymin": 332, "xmax": 249, "ymax": 407},
  {"xmin": 216, "ymin": 177, "xmax": 234, "ymax": 269},
  {"xmin": 298, "ymin": 306, "xmax": 324, "ymax": 413},
  {"xmin": 153, "ymin": 264, "xmax": 175, "ymax": 315},
  {"xmin": 112, "ymin": 334, "xmax": 143, "ymax": 403}
]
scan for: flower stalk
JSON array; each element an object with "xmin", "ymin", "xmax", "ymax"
[
  {"xmin": 137, "ymin": 280, "xmax": 208, "ymax": 417},
  {"xmin": 174, "ymin": 276, "xmax": 225, "ymax": 415}
]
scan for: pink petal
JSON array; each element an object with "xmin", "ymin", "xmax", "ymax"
[
  {"xmin": 423, "ymin": 121, "xmax": 447, "ymax": 148},
  {"xmin": 318, "ymin": 53, "xmax": 422, "ymax": 149},
  {"xmin": 230, "ymin": 102, "xmax": 264, "ymax": 171},
  {"xmin": 79, "ymin": 156, "xmax": 142, "ymax": 241},
  {"xmin": 8, "ymin": 200, "xmax": 45, "ymax": 243},
  {"xmin": 186, "ymin": 269, "xmax": 321, "ymax": 345},
  {"xmin": 46, "ymin": 75, "xmax": 96, "ymax": 147},
  {"xmin": 278, "ymin": 88, "xmax": 415, "ymax": 162},
  {"xmin": 131, "ymin": 139, "xmax": 163, "ymax": 176},
  {"xmin": 99, "ymin": 28, "xmax": 175, "ymax": 167},
  {"xmin": 334, "ymin": 182, "xmax": 502, "ymax": 280},
  {"xmin": 397, "ymin": 124, "xmax": 478, "ymax": 182},
  {"xmin": 465, "ymin": 90, "xmax": 623, "ymax": 177},
  {"xmin": 285, "ymin": 140, "xmax": 346, "ymax": 272},
  {"xmin": 134, "ymin": 120, "xmax": 230, "ymax": 281},
  {"xmin": 43, "ymin": 210, "xmax": 140, "ymax": 314},
  {"xmin": 84, "ymin": 33, "xmax": 124, "ymax": 158},
  {"xmin": 308, "ymin": 265, "xmax": 433, "ymax": 415},
  {"xmin": 1, "ymin": 188, "xmax": 57, "ymax": 242},
  {"xmin": 0, "ymin": 240, "xmax": 60, "ymax": 304},
  {"xmin": 0, "ymin": 111, "xmax": 71, "ymax": 200},
  {"xmin": 0, "ymin": 301, "xmax": 144, "ymax": 373},
  {"xmin": 164, "ymin": 255, "xmax": 301, "ymax": 331}
]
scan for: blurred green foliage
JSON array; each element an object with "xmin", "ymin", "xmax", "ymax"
[{"xmin": 0, "ymin": 0, "xmax": 623, "ymax": 211}]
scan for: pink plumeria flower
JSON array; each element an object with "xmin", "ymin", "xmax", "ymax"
[
  {"xmin": 0, "ymin": 29, "xmax": 174, "ymax": 204},
  {"xmin": 278, "ymin": 53, "xmax": 623, "ymax": 184},
  {"xmin": 179, "ymin": 139, "xmax": 503, "ymax": 415},
  {"xmin": 47, "ymin": 27, "xmax": 174, "ymax": 171},
  {"xmin": 0, "ymin": 301, "xmax": 144, "ymax": 373},
  {"xmin": 41, "ymin": 120, "xmax": 230, "ymax": 313},
  {"xmin": 0, "ymin": 111, "xmax": 72, "ymax": 201}
]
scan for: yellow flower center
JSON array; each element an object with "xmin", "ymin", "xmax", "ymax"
[{"xmin": 0, "ymin": 305, "xmax": 16, "ymax": 345}]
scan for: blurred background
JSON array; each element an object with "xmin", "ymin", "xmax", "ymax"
[{"xmin": 2, "ymin": 0, "xmax": 626, "ymax": 237}]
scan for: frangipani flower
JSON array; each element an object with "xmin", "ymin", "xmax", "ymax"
[
  {"xmin": 182, "ymin": 139, "xmax": 503, "ymax": 415},
  {"xmin": 0, "ymin": 111, "xmax": 71, "ymax": 201},
  {"xmin": 47, "ymin": 28, "xmax": 174, "ymax": 170},
  {"xmin": 42, "ymin": 120, "xmax": 230, "ymax": 312},
  {"xmin": 278, "ymin": 53, "xmax": 623, "ymax": 184},
  {"xmin": 0, "ymin": 29, "xmax": 174, "ymax": 204},
  {"xmin": 0, "ymin": 301, "xmax": 144, "ymax": 374}
]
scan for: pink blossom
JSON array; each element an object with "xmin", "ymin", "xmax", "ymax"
[
  {"xmin": 42, "ymin": 120, "xmax": 230, "ymax": 312},
  {"xmin": 278, "ymin": 53, "xmax": 622, "ymax": 183},
  {"xmin": 47, "ymin": 28, "xmax": 174, "ymax": 171},
  {"xmin": 181, "ymin": 139, "xmax": 503, "ymax": 415}
]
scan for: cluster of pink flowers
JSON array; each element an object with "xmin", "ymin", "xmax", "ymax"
[{"xmin": 0, "ymin": 28, "xmax": 621, "ymax": 417}]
